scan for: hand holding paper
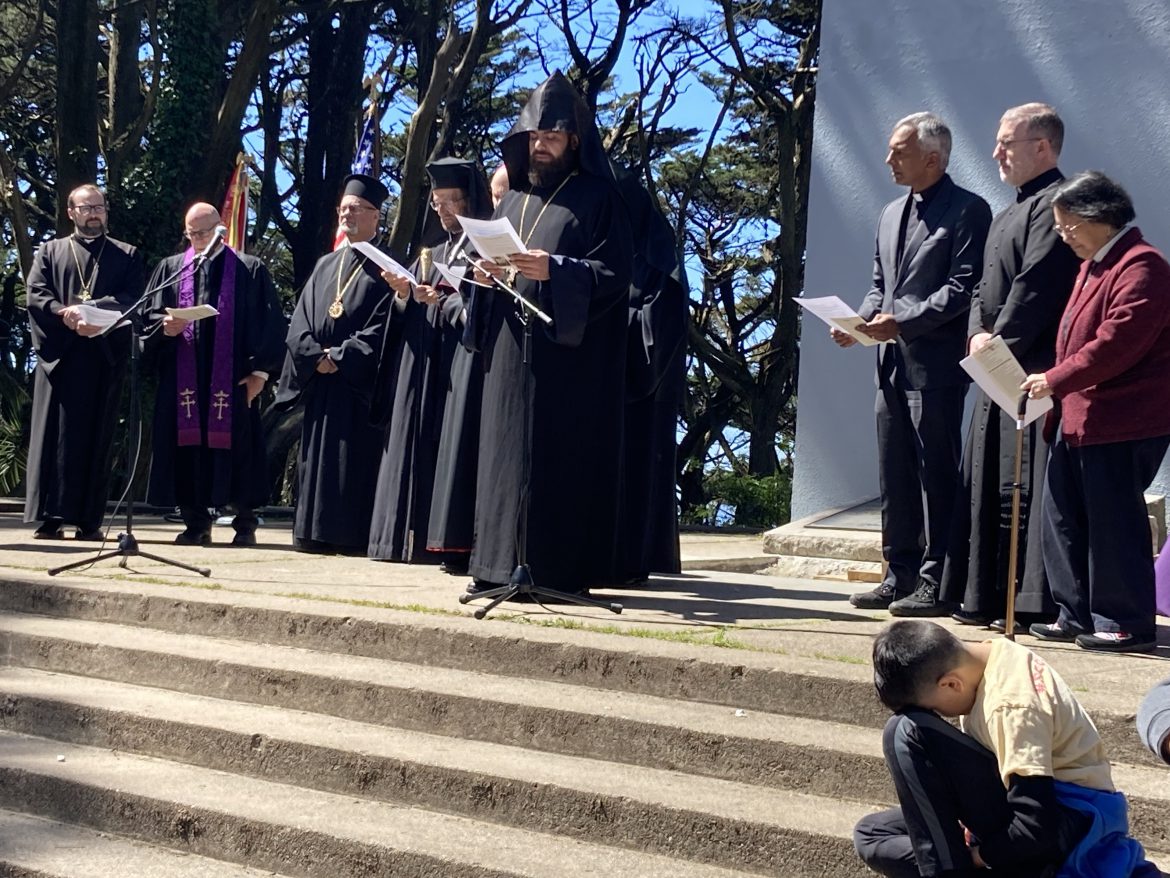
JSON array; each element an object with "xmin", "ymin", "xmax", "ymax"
[
  {"xmin": 796, "ymin": 296, "xmax": 888, "ymax": 347},
  {"xmin": 960, "ymin": 336, "xmax": 1052, "ymax": 426}
]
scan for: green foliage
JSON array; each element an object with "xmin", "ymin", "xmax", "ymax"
[
  {"xmin": 0, "ymin": 367, "xmax": 28, "ymax": 495},
  {"xmin": 683, "ymin": 468, "xmax": 792, "ymax": 529}
]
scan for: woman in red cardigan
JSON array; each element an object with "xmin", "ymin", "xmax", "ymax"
[{"xmin": 1021, "ymin": 171, "xmax": 1170, "ymax": 653}]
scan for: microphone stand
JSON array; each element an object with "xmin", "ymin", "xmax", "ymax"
[
  {"xmin": 459, "ymin": 265, "xmax": 621, "ymax": 620},
  {"xmin": 48, "ymin": 255, "xmax": 213, "ymax": 578}
]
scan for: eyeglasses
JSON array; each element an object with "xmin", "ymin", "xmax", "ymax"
[
  {"xmin": 429, "ymin": 197, "xmax": 465, "ymax": 211},
  {"xmin": 1053, "ymin": 221, "xmax": 1082, "ymax": 237},
  {"xmin": 337, "ymin": 203, "xmax": 376, "ymax": 215},
  {"xmin": 185, "ymin": 225, "xmax": 219, "ymax": 239},
  {"xmin": 71, "ymin": 204, "xmax": 107, "ymax": 215},
  {"xmin": 995, "ymin": 137, "xmax": 1044, "ymax": 151}
]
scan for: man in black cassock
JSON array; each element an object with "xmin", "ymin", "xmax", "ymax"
[
  {"xmin": 369, "ymin": 157, "xmax": 491, "ymax": 566},
  {"xmin": 940, "ymin": 103, "xmax": 1080, "ymax": 631},
  {"xmin": 276, "ymin": 173, "xmax": 392, "ymax": 554},
  {"xmin": 145, "ymin": 202, "xmax": 286, "ymax": 546},
  {"xmin": 465, "ymin": 71, "xmax": 633, "ymax": 594},
  {"xmin": 614, "ymin": 166, "xmax": 688, "ymax": 583},
  {"xmin": 24, "ymin": 183, "xmax": 144, "ymax": 540}
]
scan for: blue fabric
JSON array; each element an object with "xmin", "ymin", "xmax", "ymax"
[{"xmin": 1053, "ymin": 782, "xmax": 1160, "ymax": 878}]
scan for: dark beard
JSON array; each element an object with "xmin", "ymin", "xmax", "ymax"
[{"xmin": 528, "ymin": 148, "xmax": 577, "ymax": 188}]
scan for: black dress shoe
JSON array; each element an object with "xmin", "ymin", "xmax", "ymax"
[
  {"xmin": 1028, "ymin": 622, "xmax": 1079, "ymax": 642},
  {"xmin": 1074, "ymin": 632, "xmax": 1157, "ymax": 653},
  {"xmin": 988, "ymin": 617, "xmax": 1027, "ymax": 635},
  {"xmin": 952, "ymin": 609, "xmax": 993, "ymax": 626},
  {"xmin": 465, "ymin": 578, "xmax": 505, "ymax": 596},
  {"xmin": 174, "ymin": 529, "xmax": 212, "ymax": 547},
  {"xmin": 33, "ymin": 520, "xmax": 65, "ymax": 540},
  {"xmin": 231, "ymin": 532, "xmax": 257, "ymax": 547},
  {"xmin": 850, "ymin": 581, "xmax": 898, "ymax": 609},
  {"xmin": 74, "ymin": 527, "xmax": 105, "ymax": 541},
  {"xmin": 440, "ymin": 557, "xmax": 470, "ymax": 575}
]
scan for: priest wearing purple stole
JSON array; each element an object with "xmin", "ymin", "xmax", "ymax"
[{"xmin": 145, "ymin": 203, "xmax": 287, "ymax": 546}]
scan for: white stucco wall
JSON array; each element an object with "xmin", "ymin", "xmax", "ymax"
[{"xmin": 791, "ymin": 0, "xmax": 1170, "ymax": 521}]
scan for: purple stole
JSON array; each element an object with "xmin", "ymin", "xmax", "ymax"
[{"xmin": 176, "ymin": 246, "xmax": 237, "ymax": 450}]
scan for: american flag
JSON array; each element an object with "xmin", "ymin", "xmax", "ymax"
[{"xmin": 333, "ymin": 112, "xmax": 379, "ymax": 250}]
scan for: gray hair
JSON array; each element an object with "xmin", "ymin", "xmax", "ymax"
[
  {"xmin": 1052, "ymin": 171, "xmax": 1135, "ymax": 230},
  {"xmin": 894, "ymin": 112, "xmax": 952, "ymax": 170},
  {"xmin": 1001, "ymin": 102, "xmax": 1064, "ymax": 155}
]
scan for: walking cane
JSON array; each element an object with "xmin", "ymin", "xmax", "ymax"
[{"xmin": 1003, "ymin": 392, "xmax": 1031, "ymax": 642}]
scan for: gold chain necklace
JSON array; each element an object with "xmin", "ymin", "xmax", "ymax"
[
  {"xmin": 517, "ymin": 171, "xmax": 577, "ymax": 246},
  {"xmin": 328, "ymin": 249, "xmax": 365, "ymax": 319},
  {"xmin": 68, "ymin": 235, "xmax": 108, "ymax": 302}
]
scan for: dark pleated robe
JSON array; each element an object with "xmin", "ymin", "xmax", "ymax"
[
  {"xmin": 940, "ymin": 168, "xmax": 1081, "ymax": 616},
  {"xmin": 145, "ymin": 249, "xmax": 287, "ymax": 511},
  {"xmin": 464, "ymin": 173, "xmax": 633, "ymax": 589},
  {"xmin": 276, "ymin": 245, "xmax": 390, "ymax": 550},
  {"xmin": 24, "ymin": 234, "xmax": 144, "ymax": 529},
  {"xmin": 368, "ymin": 239, "xmax": 468, "ymax": 562}
]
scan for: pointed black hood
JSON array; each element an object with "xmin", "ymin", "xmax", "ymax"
[{"xmin": 500, "ymin": 71, "xmax": 614, "ymax": 190}]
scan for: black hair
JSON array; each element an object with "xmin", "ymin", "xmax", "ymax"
[
  {"xmin": 1052, "ymin": 170, "xmax": 1136, "ymax": 230},
  {"xmin": 872, "ymin": 620, "xmax": 966, "ymax": 711}
]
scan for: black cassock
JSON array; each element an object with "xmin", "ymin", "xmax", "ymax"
[
  {"xmin": 276, "ymin": 246, "xmax": 390, "ymax": 551},
  {"xmin": 368, "ymin": 239, "xmax": 471, "ymax": 562},
  {"xmin": 24, "ymin": 234, "xmax": 144, "ymax": 531},
  {"xmin": 145, "ymin": 249, "xmax": 286, "ymax": 512},
  {"xmin": 465, "ymin": 174, "xmax": 633, "ymax": 589},
  {"xmin": 615, "ymin": 172, "xmax": 688, "ymax": 580},
  {"xmin": 940, "ymin": 168, "xmax": 1080, "ymax": 618}
]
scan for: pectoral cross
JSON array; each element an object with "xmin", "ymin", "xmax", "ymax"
[
  {"xmin": 180, "ymin": 388, "xmax": 196, "ymax": 418},
  {"xmin": 212, "ymin": 390, "xmax": 230, "ymax": 421}
]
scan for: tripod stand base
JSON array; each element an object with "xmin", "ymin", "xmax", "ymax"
[
  {"xmin": 47, "ymin": 532, "xmax": 212, "ymax": 578},
  {"xmin": 459, "ymin": 564, "xmax": 623, "ymax": 620}
]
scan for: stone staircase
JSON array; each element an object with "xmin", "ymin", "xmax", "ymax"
[{"xmin": 0, "ymin": 578, "xmax": 1167, "ymax": 877}]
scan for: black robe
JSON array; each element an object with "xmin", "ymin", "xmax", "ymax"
[
  {"xmin": 276, "ymin": 245, "xmax": 390, "ymax": 550},
  {"xmin": 24, "ymin": 234, "xmax": 144, "ymax": 529},
  {"xmin": 426, "ymin": 286, "xmax": 483, "ymax": 554},
  {"xmin": 145, "ymin": 248, "xmax": 286, "ymax": 511},
  {"xmin": 368, "ymin": 238, "xmax": 469, "ymax": 562},
  {"xmin": 940, "ymin": 168, "xmax": 1081, "ymax": 616},
  {"xmin": 615, "ymin": 173, "xmax": 688, "ymax": 579},
  {"xmin": 464, "ymin": 174, "xmax": 634, "ymax": 589}
]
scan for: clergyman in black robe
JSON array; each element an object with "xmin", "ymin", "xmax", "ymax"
[
  {"xmin": 145, "ymin": 202, "xmax": 286, "ymax": 546},
  {"xmin": 940, "ymin": 104, "xmax": 1081, "ymax": 629},
  {"xmin": 24, "ymin": 183, "xmax": 145, "ymax": 540},
  {"xmin": 369, "ymin": 157, "xmax": 491, "ymax": 566},
  {"xmin": 275, "ymin": 173, "xmax": 392, "ymax": 554},
  {"xmin": 465, "ymin": 72, "xmax": 634, "ymax": 593},
  {"xmin": 613, "ymin": 165, "xmax": 688, "ymax": 582}
]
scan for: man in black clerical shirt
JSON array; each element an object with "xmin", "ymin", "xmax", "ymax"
[
  {"xmin": 465, "ymin": 72, "xmax": 633, "ymax": 595},
  {"xmin": 145, "ymin": 203, "xmax": 286, "ymax": 546},
  {"xmin": 833, "ymin": 113, "xmax": 991, "ymax": 615},
  {"xmin": 24, "ymin": 183, "xmax": 144, "ymax": 540},
  {"xmin": 941, "ymin": 103, "xmax": 1080, "ymax": 631}
]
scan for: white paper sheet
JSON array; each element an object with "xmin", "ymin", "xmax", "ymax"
[
  {"xmin": 75, "ymin": 303, "xmax": 128, "ymax": 329},
  {"xmin": 351, "ymin": 241, "xmax": 416, "ymax": 283},
  {"xmin": 166, "ymin": 304, "xmax": 219, "ymax": 321},
  {"xmin": 795, "ymin": 296, "xmax": 885, "ymax": 347},
  {"xmin": 454, "ymin": 215, "xmax": 528, "ymax": 262},
  {"xmin": 431, "ymin": 261, "xmax": 490, "ymax": 291},
  {"xmin": 960, "ymin": 335, "xmax": 1052, "ymax": 426}
]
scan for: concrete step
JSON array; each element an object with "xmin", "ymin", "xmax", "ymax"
[
  {"xmin": 0, "ymin": 612, "xmax": 891, "ymax": 802},
  {"xmin": 0, "ymin": 730, "xmax": 821, "ymax": 878},
  {"xmin": 0, "ymin": 667, "xmax": 877, "ymax": 875},
  {"xmin": 0, "ymin": 808, "xmax": 289, "ymax": 877}
]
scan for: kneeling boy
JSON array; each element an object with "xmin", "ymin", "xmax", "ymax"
[{"xmin": 854, "ymin": 620, "xmax": 1157, "ymax": 878}]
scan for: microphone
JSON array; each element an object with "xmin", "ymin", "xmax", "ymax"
[
  {"xmin": 447, "ymin": 231, "xmax": 469, "ymax": 264},
  {"xmin": 196, "ymin": 225, "xmax": 228, "ymax": 260}
]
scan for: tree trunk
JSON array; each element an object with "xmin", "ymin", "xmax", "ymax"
[{"xmin": 54, "ymin": 0, "xmax": 99, "ymax": 226}]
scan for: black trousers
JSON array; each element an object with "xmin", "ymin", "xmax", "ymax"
[
  {"xmin": 1042, "ymin": 432, "xmax": 1170, "ymax": 641},
  {"xmin": 876, "ymin": 380, "xmax": 966, "ymax": 593},
  {"xmin": 855, "ymin": 710, "xmax": 1064, "ymax": 878}
]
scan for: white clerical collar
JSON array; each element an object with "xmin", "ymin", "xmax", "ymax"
[{"xmin": 1092, "ymin": 224, "xmax": 1133, "ymax": 263}]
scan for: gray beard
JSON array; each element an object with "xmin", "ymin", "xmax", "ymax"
[{"xmin": 528, "ymin": 150, "xmax": 577, "ymax": 188}]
